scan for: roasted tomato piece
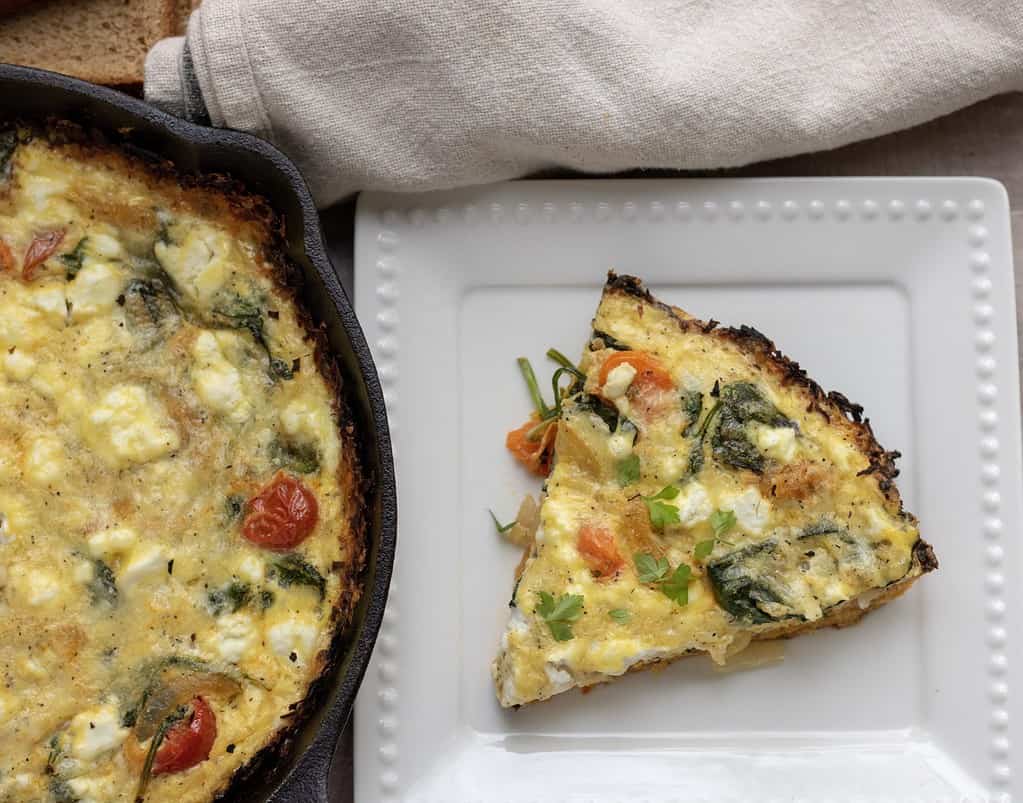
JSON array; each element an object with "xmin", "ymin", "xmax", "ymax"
[
  {"xmin": 506, "ymin": 416, "xmax": 557, "ymax": 476},
  {"xmin": 22, "ymin": 229, "xmax": 65, "ymax": 280},
  {"xmin": 598, "ymin": 351, "xmax": 674, "ymax": 394},
  {"xmin": 153, "ymin": 697, "xmax": 217, "ymax": 776},
  {"xmin": 576, "ymin": 524, "xmax": 624, "ymax": 579},
  {"xmin": 0, "ymin": 239, "xmax": 14, "ymax": 273},
  {"xmin": 242, "ymin": 472, "xmax": 319, "ymax": 550}
]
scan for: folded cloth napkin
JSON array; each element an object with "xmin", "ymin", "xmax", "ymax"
[{"xmin": 146, "ymin": 0, "xmax": 1023, "ymax": 207}]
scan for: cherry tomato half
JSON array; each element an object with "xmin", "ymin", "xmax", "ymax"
[
  {"xmin": 242, "ymin": 472, "xmax": 319, "ymax": 551},
  {"xmin": 0, "ymin": 239, "xmax": 14, "ymax": 274},
  {"xmin": 505, "ymin": 417, "xmax": 557, "ymax": 476},
  {"xmin": 153, "ymin": 697, "xmax": 217, "ymax": 776}
]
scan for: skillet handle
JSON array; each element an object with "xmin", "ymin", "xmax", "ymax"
[{"xmin": 268, "ymin": 718, "xmax": 342, "ymax": 803}]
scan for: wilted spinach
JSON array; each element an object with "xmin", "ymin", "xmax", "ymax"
[
  {"xmin": 270, "ymin": 439, "xmax": 320, "ymax": 475},
  {"xmin": 59, "ymin": 237, "xmax": 88, "ymax": 279},
  {"xmin": 706, "ymin": 540, "xmax": 787, "ymax": 624},
  {"xmin": 710, "ymin": 382, "xmax": 793, "ymax": 474},
  {"xmin": 212, "ymin": 295, "xmax": 293, "ymax": 380},
  {"xmin": 207, "ymin": 581, "xmax": 251, "ymax": 616},
  {"xmin": 89, "ymin": 559, "xmax": 119, "ymax": 608},
  {"xmin": 268, "ymin": 555, "xmax": 326, "ymax": 599}
]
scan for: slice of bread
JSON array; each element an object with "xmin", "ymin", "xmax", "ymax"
[{"xmin": 0, "ymin": 0, "xmax": 175, "ymax": 86}]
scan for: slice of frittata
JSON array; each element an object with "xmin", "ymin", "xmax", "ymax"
[{"xmin": 492, "ymin": 273, "xmax": 936, "ymax": 707}]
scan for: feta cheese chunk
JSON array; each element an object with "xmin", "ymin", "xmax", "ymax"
[
  {"xmin": 720, "ymin": 487, "xmax": 772, "ymax": 534},
  {"xmin": 267, "ymin": 617, "xmax": 319, "ymax": 664},
  {"xmin": 215, "ymin": 613, "xmax": 257, "ymax": 664},
  {"xmin": 2, "ymin": 348, "xmax": 36, "ymax": 381},
  {"xmin": 11, "ymin": 568, "xmax": 62, "ymax": 607},
  {"xmin": 753, "ymin": 424, "xmax": 797, "ymax": 462},
  {"xmin": 191, "ymin": 331, "xmax": 251, "ymax": 423},
  {"xmin": 67, "ymin": 262, "xmax": 123, "ymax": 321},
  {"xmin": 23, "ymin": 435, "xmax": 65, "ymax": 486},
  {"xmin": 154, "ymin": 222, "xmax": 232, "ymax": 302},
  {"xmin": 670, "ymin": 482, "xmax": 713, "ymax": 527},
  {"xmin": 118, "ymin": 545, "xmax": 168, "ymax": 591},
  {"xmin": 68, "ymin": 704, "xmax": 127, "ymax": 761},
  {"xmin": 87, "ymin": 527, "xmax": 138, "ymax": 558},
  {"xmin": 602, "ymin": 362, "xmax": 636, "ymax": 399},
  {"xmin": 85, "ymin": 384, "xmax": 180, "ymax": 466}
]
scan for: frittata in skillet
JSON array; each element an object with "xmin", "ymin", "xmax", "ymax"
[
  {"xmin": 0, "ymin": 127, "xmax": 362, "ymax": 801},
  {"xmin": 493, "ymin": 274, "xmax": 936, "ymax": 707}
]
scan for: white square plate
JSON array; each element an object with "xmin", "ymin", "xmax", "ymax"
[{"xmin": 353, "ymin": 180, "xmax": 1021, "ymax": 803}]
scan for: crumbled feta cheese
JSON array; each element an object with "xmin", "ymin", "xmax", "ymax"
[
  {"xmin": 87, "ymin": 526, "xmax": 138, "ymax": 558},
  {"xmin": 118, "ymin": 545, "xmax": 168, "ymax": 591},
  {"xmin": 215, "ymin": 613, "xmax": 257, "ymax": 664},
  {"xmin": 87, "ymin": 232, "xmax": 122, "ymax": 259},
  {"xmin": 24, "ymin": 435, "xmax": 65, "ymax": 486},
  {"xmin": 267, "ymin": 617, "xmax": 319, "ymax": 663},
  {"xmin": 753, "ymin": 424, "xmax": 797, "ymax": 462},
  {"xmin": 67, "ymin": 262, "xmax": 122, "ymax": 321},
  {"xmin": 235, "ymin": 554, "xmax": 265, "ymax": 584},
  {"xmin": 191, "ymin": 331, "xmax": 251, "ymax": 423},
  {"xmin": 280, "ymin": 399, "xmax": 337, "ymax": 470},
  {"xmin": 73, "ymin": 560, "xmax": 94, "ymax": 584},
  {"xmin": 602, "ymin": 362, "xmax": 637, "ymax": 399},
  {"xmin": 153, "ymin": 222, "xmax": 232, "ymax": 301},
  {"xmin": 68, "ymin": 704, "xmax": 127, "ymax": 761},
  {"xmin": 2, "ymin": 348, "xmax": 36, "ymax": 381},
  {"xmin": 29, "ymin": 284, "xmax": 67, "ymax": 325},
  {"xmin": 86, "ymin": 384, "xmax": 180, "ymax": 466},
  {"xmin": 17, "ymin": 568, "xmax": 61, "ymax": 606},
  {"xmin": 721, "ymin": 487, "xmax": 771, "ymax": 534},
  {"xmin": 670, "ymin": 482, "xmax": 713, "ymax": 527},
  {"xmin": 607, "ymin": 428, "xmax": 635, "ymax": 459}
]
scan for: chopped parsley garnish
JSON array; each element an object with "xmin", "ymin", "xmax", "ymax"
[
  {"xmin": 535, "ymin": 591, "xmax": 584, "ymax": 642},
  {"xmin": 608, "ymin": 608, "xmax": 631, "ymax": 623},
  {"xmin": 642, "ymin": 485, "xmax": 681, "ymax": 529},
  {"xmin": 615, "ymin": 454, "xmax": 641, "ymax": 487},
  {"xmin": 634, "ymin": 552, "xmax": 693, "ymax": 606},
  {"xmin": 694, "ymin": 539, "xmax": 716, "ymax": 560},
  {"xmin": 710, "ymin": 509, "xmax": 737, "ymax": 538},
  {"xmin": 489, "ymin": 509, "xmax": 517, "ymax": 534},
  {"xmin": 634, "ymin": 552, "xmax": 670, "ymax": 583}
]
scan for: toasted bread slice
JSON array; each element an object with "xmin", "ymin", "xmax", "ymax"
[
  {"xmin": 492, "ymin": 274, "xmax": 936, "ymax": 707},
  {"xmin": 0, "ymin": 0, "xmax": 175, "ymax": 86}
]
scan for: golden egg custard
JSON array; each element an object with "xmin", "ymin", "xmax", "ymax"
[
  {"xmin": 0, "ymin": 127, "xmax": 363, "ymax": 801},
  {"xmin": 493, "ymin": 274, "xmax": 936, "ymax": 707}
]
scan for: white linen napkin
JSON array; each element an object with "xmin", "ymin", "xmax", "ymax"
[{"xmin": 146, "ymin": 0, "xmax": 1023, "ymax": 207}]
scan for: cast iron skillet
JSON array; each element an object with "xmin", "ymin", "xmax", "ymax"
[{"xmin": 0, "ymin": 63, "xmax": 396, "ymax": 803}]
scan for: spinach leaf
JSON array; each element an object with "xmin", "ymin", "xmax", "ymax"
[
  {"xmin": 682, "ymin": 399, "xmax": 721, "ymax": 480},
  {"xmin": 122, "ymin": 276, "xmax": 179, "ymax": 325},
  {"xmin": 89, "ymin": 559, "xmax": 119, "ymax": 608},
  {"xmin": 50, "ymin": 778, "xmax": 78, "ymax": 803},
  {"xmin": 591, "ymin": 329, "xmax": 631, "ymax": 351},
  {"xmin": 212, "ymin": 295, "xmax": 293, "ymax": 380},
  {"xmin": 710, "ymin": 382, "xmax": 793, "ymax": 474},
  {"xmin": 224, "ymin": 494, "xmax": 246, "ymax": 523},
  {"xmin": 259, "ymin": 589, "xmax": 276, "ymax": 610},
  {"xmin": 270, "ymin": 439, "xmax": 320, "ymax": 474},
  {"xmin": 706, "ymin": 540, "xmax": 787, "ymax": 624},
  {"xmin": 59, "ymin": 237, "xmax": 88, "ymax": 280},
  {"xmin": 680, "ymin": 391, "xmax": 703, "ymax": 436},
  {"xmin": 574, "ymin": 393, "xmax": 620, "ymax": 432},
  {"xmin": 207, "ymin": 581, "xmax": 251, "ymax": 616},
  {"xmin": 268, "ymin": 554, "xmax": 326, "ymax": 599}
]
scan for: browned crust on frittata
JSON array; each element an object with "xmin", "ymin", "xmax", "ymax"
[{"xmin": 1, "ymin": 120, "xmax": 368, "ymax": 800}]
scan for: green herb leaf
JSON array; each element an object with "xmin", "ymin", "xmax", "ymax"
[
  {"xmin": 681, "ymin": 390, "xmax": 704, "ymax": 436},
  {"xmin": 536, "ymin": 591, "xmax": 584, "ymax": 641},
  {"xmin": 616, "ymin": 454, "xmax": 641, "ymax": 487},
  {"xmin": 642, "ymin": 485, "xmax": 681, "ymax": 529},
  {"xmin": 207, "ymin": 581, "xmax": 251, "ymax": 616},
  {"xmin": 59, "ymin": 237, "xmax": 88, "ymax": 280},
  {"xmin": 270, "ymin": 439, "xmax": 320, "ymax": 474},
  {"xmin": 212, "ymin": 294, "xmax": 293, "ymax": 381},
  {"xmin": 694, "ymin": 539, "xmax": 716, "ymax": 560},
  {"xmin": 710, "ymin": 509, "xmax": 737, "ymax": 539},
  {"xmin": 517, "ymin": 357, "xmax": 551, "ymax": 418},
  {"xmin": 658, "ymin": 563, "xmax": 693, "ymax": 605},
  {"xmin": 608, "ymin": 608, "xmax": 631, "ymax": 623},
  {"xmin": 89, "ymin": 559, "xmax": 119, "ymax": 608},
  {"xmin": 489, "ymin": 509, "xmax": 517, "ymax": 534},
  {"xmin": 634, "ymin": 552, "xmax": 670, "ymax": 583},
  {"xmin": 268, "ymin": 554, "xmax": 326, "ymax": 599},
  {"xmin": 546, "ymin": 347, "xmax": 586, "ymax": 380}
]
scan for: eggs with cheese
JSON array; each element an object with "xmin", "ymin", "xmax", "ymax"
[
  {"xmin": 492, "ymin": 274, "xmax": 935, "ymax": 707},
  {"xmin": 0, "ymin": 128, "xmax": 362, "ymax": 801}
]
